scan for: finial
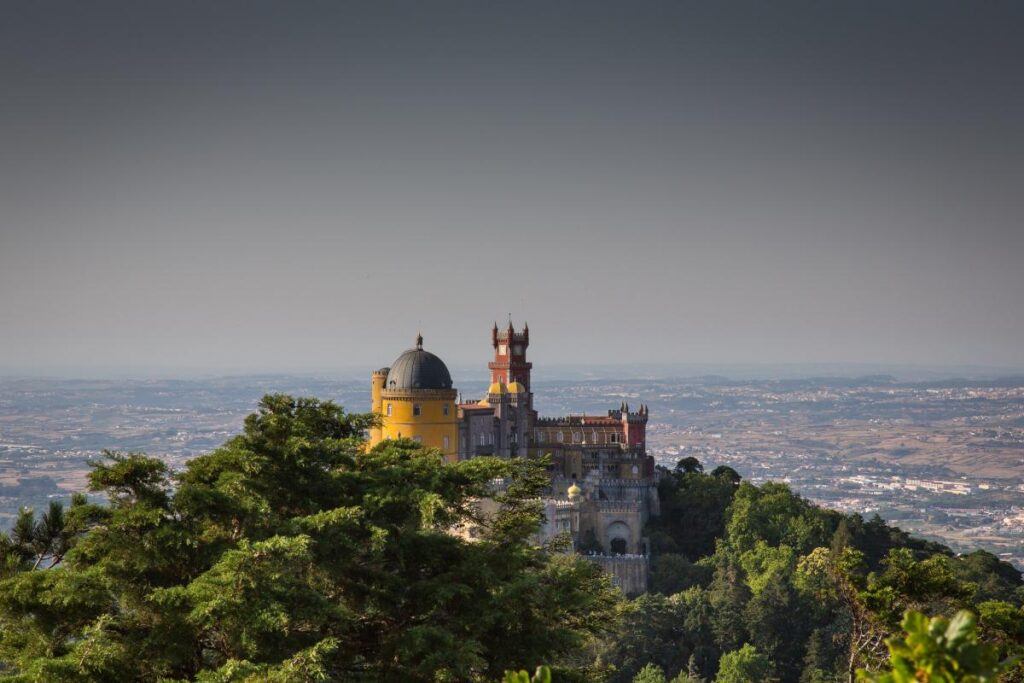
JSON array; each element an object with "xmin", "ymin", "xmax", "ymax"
[{"xmin": 416, "ymin": 333, "xmax": 423, "ymax": 349}]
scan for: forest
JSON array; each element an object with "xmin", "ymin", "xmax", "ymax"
[{"xmin": 0, "ymin": 395, "xmax": 1021, "ymax": 682}]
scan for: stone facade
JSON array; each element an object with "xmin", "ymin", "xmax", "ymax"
[{"xmin": 374, "ymin": 322, "xmax": 660, "ymax": 594}]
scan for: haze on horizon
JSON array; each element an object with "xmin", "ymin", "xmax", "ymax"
[{"xmin": 2, "ymin": 1, "xmax": 1023, "ymax": 377}]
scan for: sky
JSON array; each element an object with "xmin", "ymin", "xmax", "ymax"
[{"xmin": 1, "ymin": 1, "xmax": 1023, "ymax": 377}]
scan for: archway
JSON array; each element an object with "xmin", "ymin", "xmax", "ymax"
[{"xmin": 607, "ymin": 521, "xmax": 630, "ymax": 555}]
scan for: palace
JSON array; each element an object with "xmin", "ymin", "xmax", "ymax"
[{"xmin": 369, "ymin": 322, "xmax": 659, "ymax": 594}]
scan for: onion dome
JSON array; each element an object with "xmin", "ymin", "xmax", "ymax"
[
  {"xmin": 507, "ymin": 381, "xmax": 526, "ymax": 394},
  {"xmin": 487, "ymin": 381, "xmax": 508, "ymax": 395},
  {"xmin": 567, "ymin": 483, "xmax": 582, "ymax": 500},
  {"xmin": 385, "ymin": 335, "xmax": 453, "ymax": 390}
]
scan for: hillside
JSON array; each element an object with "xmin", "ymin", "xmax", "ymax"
[{"xmin": 0, "ymin": 395, "xmax": 1021, "ymax": 682}]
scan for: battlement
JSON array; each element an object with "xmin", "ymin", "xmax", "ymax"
[
  {"xmin": 594, "ymin": 477, "xmax": 657, "ymax": 489},
  {"xmin": 594, "ymin": 500, "xmax": 644, "ymax": 514},
  {"xmin": 492, "ymin": 320, "xmax": 529, "ymax": 347},
  {"xmin": 607, "ymin": 402, "xmax": 649, "ymax": 422}
]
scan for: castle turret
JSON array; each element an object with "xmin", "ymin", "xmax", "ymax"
[
  {"xmin": 620, "ymin": 403, "xmax": 648, "ymax": 449},
  {"xmin": 370, "ymin": 335, "xmax": 459, "ymax": 461},
  {"xmin": 370, "ymin": 367, "xmax": 389, "ymax": 444},
  {"xmin": 488, "ymin": 320, "xmax": 534, "ymax": 414}
]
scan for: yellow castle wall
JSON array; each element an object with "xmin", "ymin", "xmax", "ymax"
[{"xmin": 374, "ymin": 388, "xmax": 459, "ymax": 462}]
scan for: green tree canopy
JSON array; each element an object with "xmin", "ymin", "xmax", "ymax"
[
  {"xmin": 0, "ymin": 394, "xmax": 620, "ymax": 682},
  {"xmin": 714, "ymin": 644, "xmax": 769, "ymax": 683}
]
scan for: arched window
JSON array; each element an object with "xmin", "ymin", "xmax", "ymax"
[
  {"xmin": 443, "ymin": 403, "xmax": 450, "ymax": 416},
  {"xmin": 413, "ymin": 404, "xmax": 421, "ymax": 416},
  {"xmin": 592, "ymin": 430, "xmax": 598, "ymax": 444},
  {"xmin": 557, "ymin": 431, "xmax": 564, "ymax": 443},
  {"xmin": 443, "ymin": 435, "xmax": 450, "ymax": 450},
  {"xmin": 386, "ymin": 404, "xmax": 393, "ymax": 416}
]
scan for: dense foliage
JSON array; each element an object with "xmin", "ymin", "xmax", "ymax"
[
  {"xmin": 0, "ymin": 395, "xmax": 618, "ymax": 681},
  {"xmin": 596, "ymin": 460, "xmax": 1024, "ymax": 683},
  {"xmin": 1, "ymin": 402, "xmax": 1021, "ymax": 682}
]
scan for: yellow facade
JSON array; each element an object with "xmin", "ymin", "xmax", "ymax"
[
  {"xmin": 369, "ymin": 369, "xmax": 387, "ymax": 444},
  {"xmin": 368, "ymin": 388, "xmax": 458, "ymax": 461},
  {"xmin": 368, "ymin": 336, "xmax": 459, "ymax": 461},
  {"xmin": 374, "ymin": 389, "xmax": 458, "ymax": 461}
]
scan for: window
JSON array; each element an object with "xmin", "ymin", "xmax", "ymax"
[
  {"xmin": 412, "ymin": 436, "xmax": 422, "ymax": 444},
  {"xmin": 443, "ymin": 436, "xmax": 450, "ymax": 449},
  {"xmin": 557, "ymin": 431, "xmax": 564, "ymax": 443},
  {"xmin": 386, "ymin": 404, "xmax": 392, "ymax": 416},
  {"xmin": 610, "ymin": 433, "xmax": 619, "ymax": 444},
  {"xmin": 413, "ymin": 404, "xmax": 421, "ymax": 416},
  {"xmin": 573, "ymin": 432, "xmax": 581, "ymax": 443},
  {"xmin": 592, "ymin": 431, "xmax": 598, "ymax": 444},
  {"xmin": 443, "ymin": 403, "xmax": 449, "ymax": 416}
]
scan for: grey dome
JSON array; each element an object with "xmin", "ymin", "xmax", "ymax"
[{"xmin": 386, "ymin": 339, "xmax": 453, "ymax": 390}]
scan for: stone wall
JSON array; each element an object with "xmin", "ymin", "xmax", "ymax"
[{"xmin": 585, "ymin": 554, "xmax": 649, "ymax": 596}]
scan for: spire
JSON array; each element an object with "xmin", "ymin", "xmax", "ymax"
[{"xmin": 415, "ymin": 333, "xmax": 423, "ymax": 350}]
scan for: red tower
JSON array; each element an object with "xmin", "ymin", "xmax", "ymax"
[{"xmin": 489, "ymin": 320, "xmax": 533, "ymax": 410}]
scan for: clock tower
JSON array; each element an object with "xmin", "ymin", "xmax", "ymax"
[{"xmin": 489, "ymin": 320, "xmax": 533, "ymax": 412}]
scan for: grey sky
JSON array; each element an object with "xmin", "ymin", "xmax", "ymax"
[{"xmin": 1, "ymin": 1, "xmax": 1022, "ymax": 375}]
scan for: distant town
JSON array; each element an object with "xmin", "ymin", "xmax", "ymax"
[{"xmin": 1, "ymin": 373, "xmax": 1022, "ymax": 568}]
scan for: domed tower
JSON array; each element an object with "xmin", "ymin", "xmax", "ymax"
[{"xmin": 370, "ymin": 334, "xmax": 459, "ymax": 461}]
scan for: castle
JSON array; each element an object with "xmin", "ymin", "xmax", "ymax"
[{"xmin": 368, "ymin": 322, "xmax": 659, "ymax": 594}]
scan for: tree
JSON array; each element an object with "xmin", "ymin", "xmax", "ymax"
[
  {"xmin": 650, "ymin": 554, "xmax": 713, "ymax": 595},
  {"xmin": 745, "ymin": 569, "xmax": 811, "ymax": 681},
  {"xmin": 714, "ymin": 644, "xmax": 769, "ymax": 683},
  {"xmin": 725, "ymin": 482, "xmax": 836, "ymax": 555},
  {"xmin": 647, "ymin": 464, "xmax": 737, "ymax": 560},
  {"xmin": 709, "ymin": 466, "xmax": 741, "ymax": 488},
  {"xmin": 795, "ymin": 547, "xmax": 889, "ymax": 683},
  {"xmin": 708, "ymin": 554, "xmax": 751, "ymax": 655},
  {"xmin": 634, "ymin": 663, "xmax": 668, "ymax": 683},
  {"xmin": 676, "ymin": 458, "xmax": 704, "ymax": 474},
  {"xmin": 857, "ymin": 610, "xmax": 1016, "ymax": 682},
  {"xmin": 0, "ymin": 394, "xmax": 620, "ymax": 681},
  {"xmin": 598, "ymin": 593, "xmax": 692, "ymax": 682}
]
